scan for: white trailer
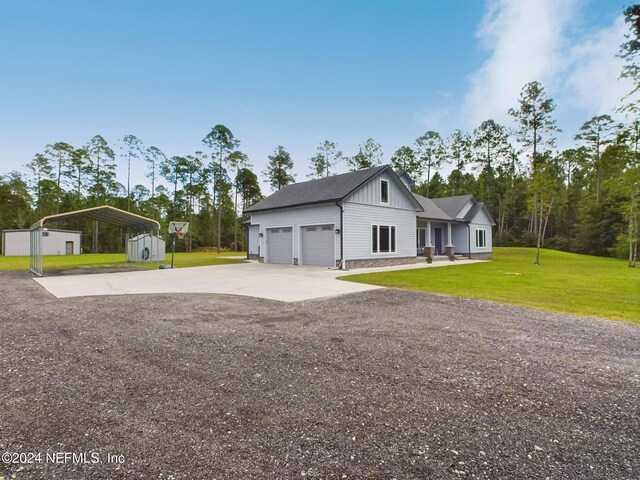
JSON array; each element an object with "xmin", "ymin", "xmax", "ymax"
[{"xmin": 2, "ymin": 229, "xmax": 81, "ymax": 256}]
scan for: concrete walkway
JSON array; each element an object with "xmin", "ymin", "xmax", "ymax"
[{"xmin": 34, "ymin": 259, "xmax": 483, "ymax": 302}]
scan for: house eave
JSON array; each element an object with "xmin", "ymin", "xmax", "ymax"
[{"xmin": 244, "ymin": 198, "xmax": 343, "ymax": 214}]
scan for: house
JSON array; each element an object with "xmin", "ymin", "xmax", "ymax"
[{"xmin": 244, "ymin": 165, "xmax": 495, "ymax": 268}]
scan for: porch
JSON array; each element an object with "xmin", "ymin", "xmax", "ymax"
[{"xmin": 416, "ymin": 220, "xmax": 453, "ymax": 255}]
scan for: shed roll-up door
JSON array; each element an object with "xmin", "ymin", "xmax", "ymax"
[
  {"xmin": 266, "ymin": 227, "xmax": 292, "ymax": 264},
  {"xmin": 301, "ymin": 224, "xmax": 335, "ymax": 266}
]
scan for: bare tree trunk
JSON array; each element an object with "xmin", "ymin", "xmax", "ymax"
[
  {"xmin": 535, "ymin": 196, "xmax": 554, "ymax": 265},
  {"xmin": 93, "ymin": 220, "xmax": 99, "ymax": 254},
  {"xmin": 534, "ymin": 195, "xmax": 543, "ymax": 265},
  {"xmin": 127, "ymin": 152, "xmax": 131, "ymax": 211},
  {"xmin": 630, "ymin": 192, "xmax": 637, "ymax": 267},
  {"xmin": 541, "ymin": 197, "xmax": 554, "ymax": 248},
  {"xmin": 56, "ymin": 158, "xmax": 62, "ymax": 214},
  {"xmin": 234, "ymin": 175, "xmax": 238, "ymax": 252},
  {"xmin": 217, "ymin": 145, "xmax": 223, "ymax": 253}
]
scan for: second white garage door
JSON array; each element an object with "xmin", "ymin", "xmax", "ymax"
[
  {"xmin": 267, "ymin": 227, "xmax": 292, "ymax": 264},
  {"xmin": 301, "ymin": 224, "xmax": 335, "ymax": 266}
]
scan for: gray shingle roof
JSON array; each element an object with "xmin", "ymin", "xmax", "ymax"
[
  {"xmin": 412, "ymin": 193, "xmax": 451, "ymax": 221},
  {"xmin": 245, "ymin": 165, "xmax": 405, "ymax": 213},
  {"xmin": 430, "ymin": 194, "xmax": 474, "ymax": 219},
  {"xmin": 462, "ymin": 201, "xmax": 497, "ymax": 226}
]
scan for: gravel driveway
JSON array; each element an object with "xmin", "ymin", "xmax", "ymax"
[{"xmin": 1, "ymin": 271, "xmax": 638, "ymax": 479}]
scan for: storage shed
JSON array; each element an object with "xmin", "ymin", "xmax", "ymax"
[
  {"xmin": 2, "ymin": 229, "xmax": 81, "ymax": 256},
  {"xmin": 127, "ymin": 233, "xmax": 166, "ymax": 262}
]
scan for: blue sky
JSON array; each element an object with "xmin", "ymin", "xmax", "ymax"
[{"xmin": 0, "ymin": 0, "xmax": 631, "ymax": 192}]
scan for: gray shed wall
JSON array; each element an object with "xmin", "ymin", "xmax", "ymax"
[{"xmin": 2, "ymin": 229, "xmax": 81, "ymax": 256}]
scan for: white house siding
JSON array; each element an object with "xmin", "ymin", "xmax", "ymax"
[
  {"xmin": 2, "ymin": 229, "xmax": 81, "ymax": 256},
  {"xmin": 247, "ymin": 224, "xmax": 260, "ymax": 258},
  {"xmin": 343, "ymin": 202, "xmax": 416, "ymax": 261},
  {"xmin": 469, "ymin": 208, "xmax": 494, "ymax": 255},
  {"xmin": 345, "ymin": 171, "xmax": 416, "ymax": 210},
  {"xmin": 249, "ymin": 204, "xmax": 341, "ymax": 264},
  {"xmin": 451, "ymin": 224, "xmax": 470, "ymax": 253}
]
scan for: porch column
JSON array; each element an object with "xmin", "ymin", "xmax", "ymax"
[
  {"xmin": 426, "ymin": 221, "xmax": 432, "ymax": 247},
  {"xmin": 446, "ymin": 222, "xmax": 453, "ymax": 247}
]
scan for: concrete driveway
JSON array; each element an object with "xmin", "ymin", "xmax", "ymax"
[
  {"xmin": 33, "ymin": 262, "xmax": 382, "ymax": 302},
  {"xmin": 34, "ymin": 259, "xmax": 483, "ymax": 302}
]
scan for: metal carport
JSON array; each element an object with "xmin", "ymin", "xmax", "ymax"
[{"xmin": 30, "ymin": 206, "xmax": 161, "ymax": 277}]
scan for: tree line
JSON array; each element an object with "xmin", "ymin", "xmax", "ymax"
[
  {"xmin": 1, "ymin": 6, "xmax": 638, "ymax": 265},
  {"xmin": 1, "ymin": 126, "xmax": 264, "ymax": 253}
]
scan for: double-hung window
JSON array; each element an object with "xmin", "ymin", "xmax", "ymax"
[{"xmin": 372, "ymin": 225, "xmax": 396, "ymax": 253}]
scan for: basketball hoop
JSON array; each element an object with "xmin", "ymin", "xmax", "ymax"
[
  {"xmin": 169, "ymin": 221, "xmax": 189, "ymax": 237},
  {"xmin": 168, "ymin": 221, "xmax": 190, "ymax": 269}
]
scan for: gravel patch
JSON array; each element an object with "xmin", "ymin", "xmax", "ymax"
[{"xmin": 0, "ymin": 271, "xmax": 638, "ymax": 479}]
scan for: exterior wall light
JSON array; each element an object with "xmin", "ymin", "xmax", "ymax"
[
  {"xmin": 335, "ymin": 229, "xmax": 340, "ymax": 234},
  {"xmin": 258, "ymin": 233, "xmax": 264, "ymax": 238}
]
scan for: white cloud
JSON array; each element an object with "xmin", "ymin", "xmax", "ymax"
[
  {"xmin": 412, "ymin": 107, "xmax": 452, "ymax": 131},
  {"xmin": 462, "ymin": 0, "xmax": 580, "ymax": 128},
  {"xmin": 566, "ymin": 15, "xmax": 634, "ymax": 118}
]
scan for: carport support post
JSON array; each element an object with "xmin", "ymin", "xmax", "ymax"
[{"xmin": 125, "ymin": 231, "xmax": 129, "ymax": 264}]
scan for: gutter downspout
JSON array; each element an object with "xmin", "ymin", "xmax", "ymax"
[
  {"xmin": 467, "ymin": 223, "xmax": 472, "ymax": 259},
  {"xmin": 336, "ymin": 201, "xmax": 346, "ymax": 270}
]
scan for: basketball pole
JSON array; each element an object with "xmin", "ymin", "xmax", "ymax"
[{"xmin": 171, "ymin": 232, "xmax": 176, "ymax": 268}]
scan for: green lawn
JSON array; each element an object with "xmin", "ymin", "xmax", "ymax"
[
  {"xmin": 0, "ymin": 251, "xmax": 247, "ymax": 271},
  {"xmin": 340, "ymin": 247, "xmax": 640, "ymax": 323}
]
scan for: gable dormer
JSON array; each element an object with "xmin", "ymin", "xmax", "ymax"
[{"xmin": 345, "ymin": 168, "xmax": 421, "ymax": 211}]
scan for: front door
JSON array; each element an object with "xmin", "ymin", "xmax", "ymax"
[
  {"xmin": 434, "ymin": 228, "xmax": 442, "ymax": 255},
  {"xmin": 65, "ymin": 241, "xmax": 73, "ymax": 255}
]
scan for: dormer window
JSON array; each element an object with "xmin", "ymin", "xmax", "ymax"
[{"xmin": 380, "ymin": 179, "xmax": 389, "ymax": 204}]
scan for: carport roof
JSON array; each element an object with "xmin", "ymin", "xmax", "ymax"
[{"xmin": 31, "ymin": 205, "xmax": 160, "ymax": 231}]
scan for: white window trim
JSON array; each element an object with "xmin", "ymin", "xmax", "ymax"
[
  {"xmin": 371, "ymin": 223, "xmax": 397, "ymax": 255},
  {"xmin": 380, "ymin": 179, "xmax": 389, "ymax": 205},
  {"xmin": 475, "ymin": 228, "xmax": 487, "ymax": 248}
]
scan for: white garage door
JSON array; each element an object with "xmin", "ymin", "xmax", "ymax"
[
  {"xmin": 301, "ymin": 224, "xmax": 335, "ymax": 266},
  {"xmin": 267, "ymin": 227, "xmax": 292, "ymax": 264}
]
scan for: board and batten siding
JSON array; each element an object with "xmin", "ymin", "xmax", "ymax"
[
  {"xmin": 345, "ymin": 171, "xmax": 416, "ymax": 210},
  {"xmin": 249, "ymin": 204, "xmax": 340, "ymax": 263},
  {"xmin": 343, "ymin": 202, "xmax": 416, "ymax": 260}
]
